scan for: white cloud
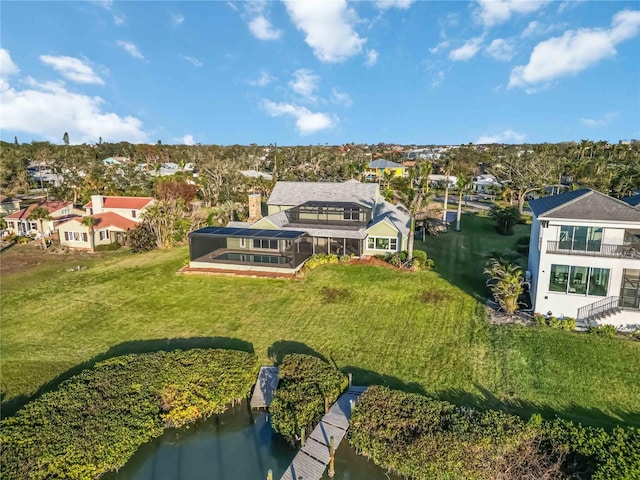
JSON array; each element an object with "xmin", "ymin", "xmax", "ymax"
[
  {"xmin": 449, "ymin": 36, "xmax": 484, "ymax": 61},
  {"xmin": 522, "ymin": 20, "xmax": 542, "ymax": 37},
  {"xmin": 429, "ymin": 40, "xmax": 450, "ymax": 54},
  {"xmin": 580, "ymin": 112, "xmax": 617, "ymax": 127},
  {"xmin": 289, "ymin": 69, "xmax": 320, "ymax": 102},
  {"xmin": 485, "ymin": 38, "xmax": 514, "ymax": 61},
  {"xmin": 0, "ymin": 48, "xmax": 20, "ymax": 78},
  {"xmin": 365, "ymin": 49, "xmax": 378, "ymax": 66},
  {"xmin": 330, "ymin": 88, "xmax": 352, "ymax": 107},
  {"xmin": 2, "ymin": 72, "xmax": 147, "ymax": 144},
  {"xmin": 92, "ymin": 0, "xmax": 113, "ymax": 10},
  {"xmin": 475, "ymin": 0, "xmax": 551, "ymax": 27},
  {"xmin": 262, "ymin": 100, "xmax": 335, "ymax": 135},
  {"xmin": 182, "ymin": 134, "xmax": 195, "ymax": 145},
  {"xmin": 431, "ymin": 70, "xmax": 445, "ymax": 87},
  {"xmin": 375, "ymin": 0, "xmax": 415, "ymax": 10},
  {"xmin": 476, "ymin": 130, "xmax": 525, "ymax": 144},
  {"xmin": 39, "ymin": 55, "xmax": 104, "ymax": 85},
  {"xmin": 249, "ymin": 70, "xmax": 276, "ymax": 87},
  {"xmin": 509, "ymin": 10, "xmax": 640, "ymax": 90},
  {"xmin": 171, "ymin": 13, "xmax": 185, "ymax": 26},
  {"xmin": 116, "ymin": 41, "xmax": 144, "ymax": 60},
  {"xmin": 227, "ymin": 2, "xmax": 238, "ymax": 11},
  {"xmin": 283, "ymin": 0, "xmax": 365, "ymax": 63},
  {"xmin": 113, "ymin": 15, "xmax": 125, "ymax": 26},
  {"xmin": 182, "ymin": 55, "xmax": 203, "ymax": 67},
  {"xmin": 249, "ymin": 16, "xmax": 282, "ymax": 40}
]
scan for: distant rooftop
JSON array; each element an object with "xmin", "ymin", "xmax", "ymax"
[{"xmin": 267, "ymin": 181, "xmax": 379, "ymax": 208}]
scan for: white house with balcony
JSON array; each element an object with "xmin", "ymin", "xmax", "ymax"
[{"xmin": 527, "ymin": 189, "xmax": 640, "ymax": 330}]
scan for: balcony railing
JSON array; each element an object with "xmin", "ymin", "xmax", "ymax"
[{"xmin": 547, "ymin": 240, "xmax": 640, "ymax": 259}]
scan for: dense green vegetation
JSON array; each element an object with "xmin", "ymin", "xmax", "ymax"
[
  {"xmin": 0, "ymin": 349, "xmax": 257, "ymax": 480},
  {"xmin": 350, "ymin": 386, "xmax": 640, "ymax": 480},
  {"xmin": 270, "ymin": 354, "xmax": 348, "ymax": 443},
  {"xmin": 2, "ymin": 233, "xmax": 639, "ymax": 429}
]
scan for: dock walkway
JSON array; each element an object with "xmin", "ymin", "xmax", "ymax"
[
  {"xmin": 250, "ymin": 366, "xmax": 280, "ymax": 409},
  {"xmin": 280, "ymin": 386, "xmax": 367, "ymax": 480}
]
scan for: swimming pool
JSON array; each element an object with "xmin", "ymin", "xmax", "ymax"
[{"xmin": 215, "ymin": 252, "xmax": 291, "ymax": 265}]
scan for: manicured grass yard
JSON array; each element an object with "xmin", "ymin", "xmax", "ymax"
[{"xmin": 1, "ymin": 217, "xmax": 639, "ymax": 428}]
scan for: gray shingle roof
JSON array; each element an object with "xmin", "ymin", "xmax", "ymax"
[
  {"xmin": 531, "ymin": 189, "xmax": 640, "ymax": 223},
  {"xmin": 367, "ymin": 159, "xmax": 404, "ymax": 170},
  {"xmin": 369, "ymin": 201, "xmax": 410, "ymax": 236},
  {"xmin": 267, "ymin": 181, "xmax": 379, "ymax": 208}
]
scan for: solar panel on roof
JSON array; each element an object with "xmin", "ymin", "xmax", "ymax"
[{"xmin": 190, "ymin": 226, "xmax": 306, "ymax": 239}]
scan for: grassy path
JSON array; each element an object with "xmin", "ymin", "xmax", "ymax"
[{"xmin": 2, "ymin": 218, "xmax": 639, "ymax": 427}]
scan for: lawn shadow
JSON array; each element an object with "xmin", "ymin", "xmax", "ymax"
[
  {"xmin": 433, "ymin": 384, "xmax": 640, "ymax": 429},
  {"xmin": 341, "ymin": 366, "xmax": 427, "ymax": 395},
  {"xmin": 1, "ymin": 336, "xmax": 254, "ymax": 418},
  {"xmin": 267, "ymin": 340, "xmax": 328, "ymax": 365}
]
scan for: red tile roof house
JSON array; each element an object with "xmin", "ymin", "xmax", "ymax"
[
  {"xmin": 57, "ymin": 212, "xmax": 139, "ymax": 250},
  {"xmin": 58, "ymin": 195, "xmax": 155, "ymax": 250},
  {"xmin": 4, "ymin": 201, "xmax": 84, "ymax": 237}
]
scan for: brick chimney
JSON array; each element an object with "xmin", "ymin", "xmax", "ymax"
[
  {"xmin": 248, "ymin": 193, "xmax": 262, "ymax": 223},
  {"xmin": 91, "ymin": 194, "xmax": 104, "ymax": 215}
]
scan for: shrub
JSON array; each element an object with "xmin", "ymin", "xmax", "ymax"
[
  {"xmin": 534, "ymin": 313, "xmax": 547, "ymax": 327},
  {"xmin": 589, "ymin": 324, "xmax": 617, "ymax": 338},
  {"xmin": 631, "ymin": 328, "xmax": 640, "ymax": 342},
  {"xmin": 548, "ymin": 316, "xmax": 562, "ymax": 329},
  {"xmin": 304, "ymin": 253, "xmax": 339, "ymax": 270},
  {"xmin": 561, "ymin": 317, "xmax": 576, "ymax": 331},
  {"xmin": 339, "ymin": 254, "xmax": 351, "ymax": 262},
  {"xmin": 350, "ymin": 386, "xmax": 640, "ymax": 480},
  {"xmin": 0, "ymin": 349, "xmax": 258, "ymax": 480},
  {"xmin": 270, "ymin": 354, "xmax": 347, "ymax": 444},
  {"xmin": 490, "ymin": 205, "xmax": 522, "ymax": 236},
  {"xmin": 95, "ymin": 241, "xmax": 121, "ymax": 252},
  {"xmin": 128, "ymin": 223, "xmax": 156, "ymax": 253}
]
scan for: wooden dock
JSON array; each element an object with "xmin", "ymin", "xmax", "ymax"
[
  {"xmin": 250, "ymin": 366, "xmax": 280, "ymax": 409},
  {"xmin": 280, "ymin": 386, "xmax": 367, "ymax": 480}
]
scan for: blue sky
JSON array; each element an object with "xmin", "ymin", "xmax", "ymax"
[{"xmin": 1, "ymin": 1, "xmax": 639, "ymax": 146}]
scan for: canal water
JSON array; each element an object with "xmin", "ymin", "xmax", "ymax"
[{"xmin": 107, "ymin": 402, "xmax": 397, "ymax": 480}]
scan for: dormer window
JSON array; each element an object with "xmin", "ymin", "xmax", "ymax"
[{"xmin": 131, "ymin": 210, "xmax": 137, "ymax": 218}]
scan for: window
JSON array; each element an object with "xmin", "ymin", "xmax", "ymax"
[
  {"xmin": 64, "ymin": 231, "xmax": 87, "ymax": 242},
  {"xmin": 61, "ymin": 208, "xmax": 70, "ymax": 215},
  {"xmin": 131, "ymin": 210, "xmax": 137, "ymax": 218},
  {"xmin": 253, "ymin": 238, "xmax": 278, "ymax": 249},
  {"xmin": 559, "ymin": 226, "xmax": 602, "ymax": 251},
  {"xmin": 367, "ymin": 236, "xmax": 398, "ymax": 251},
  {"xmin": 343, "ymin": 207, "xmax": 360, "ymax": 221},
  {"xmin": 549, "ymin": 264, "xmax": 609, "ymax": 297},
  {"xmin": 240, "ymin": 238, "xmax": 246, "ymax": 248},
  {"xmin": 99, "ymin": 230, "xmax": 109, "ymax": 241}
]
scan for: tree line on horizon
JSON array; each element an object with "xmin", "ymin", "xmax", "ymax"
[{"xmin": 1, "ymin": 139, "xmax": 639, "ymax": 211}]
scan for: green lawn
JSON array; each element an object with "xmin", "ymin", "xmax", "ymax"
[{"xmin": 1, "ymin": 218, "xmax": 639, "ymax": 428}]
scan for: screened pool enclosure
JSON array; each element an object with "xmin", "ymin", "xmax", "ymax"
[{"xmin": 188, "ymin": 227, "xmax": 312, "ymax": 271}]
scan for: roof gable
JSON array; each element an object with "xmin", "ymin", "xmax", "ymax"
[
  {"xmin": 368, "ymin": 159, "xmax": 404, "ymax": 169},
  {"xmin": 531, "ymin": 189, "xmax": 640, "ymax": 223},
  {"xmin": 5, "ymin": 201, "xmax": 74, "ymax": 220},
  {"xmin": 267, "ymin": 181, "xmax": 379, "ymax": 208},
  {"xmin": 84, "ymin": 196, "xmax": 154, "ymax": 209},
  {"xmin": 59, "ymin": 212, "xmax": 138, "ymax": 231}
]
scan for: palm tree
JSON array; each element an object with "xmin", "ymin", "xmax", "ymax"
[
  {"xmin": 483, "ymin": 259, "xmax": 524, "ymax": 315},
  {"xmin": 81, "ymin": 216, "xmax": 98, "ymax": 253},
  {"xmin": 29, "ymin": 206, "xmax": 52, "ymax": 249},
  {"xmin": 454, "ymin": 175, "xmax": 470, "ymax": 232},
  {"xmin": 441, "ymin": 157, "xmax": 452, "ymax": 223},
  {"xmin": 404, "ymin": 161, "xmax": 432, "ymax": 262}
]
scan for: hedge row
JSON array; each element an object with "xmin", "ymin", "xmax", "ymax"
[
  {"xmin": 270, "ymin": 354, "xmax": 347, "ymax": 444},
  {"xmin": 349, "ymin": 386, "xmax": 639, "ymax": 480},
  {"xmin": 0, "ymin": 349, "xmax": 258, "ymax": 480}
]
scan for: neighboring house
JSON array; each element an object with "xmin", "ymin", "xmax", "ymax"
[
  {"xmin": 4, "ymin": 201, "xmax": 84, "ymax": 236},
  {"xmin": 472, "ymin": 174, "xmax": 501, "ymax": 193},
  {"xmin": 84, "ymin": 195, "xmax": 154, "ymax": 222},
  {"xmin": 188, "ymin": 180, "xmax": 410, "ymax": 274},
  {"xmin": 0, "ymin": 195, "xmax": 21, "ymax": 215},
  {"xmin": 527, "ymin": 189, "xmax": 640, "ymax": 330},
  {"xmin": 364, "ymin": 159, "xmax": 406, "ymax": 180},
  {"xmin": 57, "ymin": 212, "xmax": 138, "ymax": 249},
  {"xmin": 240, "ymin": 170, "xmax": 273, "ymax": 181},
  {"xmin": 102, "ymin": 156, "xmax": 130, "ymax": 166},
  {"xmin": 428, "ymin": 174, "xmax": 458, "ymax": 187}
]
